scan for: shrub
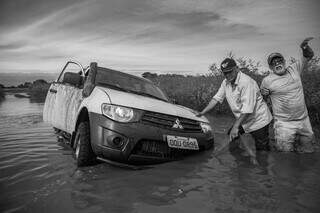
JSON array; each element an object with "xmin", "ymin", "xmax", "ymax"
[
  {"xmin": 301, "ymin": 58, "xmax": 320, "ymax": 125},
  {"xmin": 28, "ymin": 79, "xmax": 50, "ymax": 102},
  {"xmin": 144, "ymin": 73, "xmax": 231, "ymax": 114}
]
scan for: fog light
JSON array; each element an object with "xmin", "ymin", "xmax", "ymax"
[
  {"xmin": 104, "ymin": 129, "xmax": 128, "ymax": 150},
  {"xmin": 200, "ymin": 122, "xmax": 212, "ymax": 134},
  {"xmin": 113, "ymin": 137, "xmax": 124, "ymax": 147}
]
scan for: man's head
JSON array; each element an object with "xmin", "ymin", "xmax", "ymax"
[
  {"xmin": 220, "ymin": 58, "xmax": 239, "ymax": 84},
  {"xmin": 267, "ymin": 52, "xmax": 286, "ymax": 75}
]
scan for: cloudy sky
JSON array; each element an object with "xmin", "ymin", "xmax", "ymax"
[{"xmin": 0, "ymin": 0, "xmax": 320, "ymax": 75}]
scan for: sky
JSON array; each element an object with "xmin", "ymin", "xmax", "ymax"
[{"xmin": 0, "ymin": 0, "xmax": 320, "ymax": 75}]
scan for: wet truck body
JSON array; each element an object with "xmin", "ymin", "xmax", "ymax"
[{"xmin": 43, "ymin": 61, "xmax": 214, "ymax": 166}]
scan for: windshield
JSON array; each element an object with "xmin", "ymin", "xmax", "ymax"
[{"xmin": 95, "ymin": 68, "xmax": 168, "ymax": 102}]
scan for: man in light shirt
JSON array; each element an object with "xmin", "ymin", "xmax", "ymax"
[
  {"xmin": 261, "ymin": 37, "xmax": 315, "ymax": 153},
  {"xmin": 197, "ymin": 58, "xmax": 273, "ymax": 161}
]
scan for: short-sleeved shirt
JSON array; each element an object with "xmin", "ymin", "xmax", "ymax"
[
  {"xmin": 261, "ymin": 61, "xmax": 308, "ymax": 121},
  {"xmin": 213, "ymin": 71, "xmax": 272, "ymax": 133}
]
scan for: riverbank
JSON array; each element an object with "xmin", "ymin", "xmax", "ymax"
[
  {"xmin": 1, "ymin": 80, "xmax": 50, "ymax": 103},
  {"xmin": 3, "ymin": 87, "xmax": 29, "ymax": 93}
]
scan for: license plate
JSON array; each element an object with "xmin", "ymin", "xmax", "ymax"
[{"xmin": 166, "ymin": 135, "xmax": 199, "ymax": 150}]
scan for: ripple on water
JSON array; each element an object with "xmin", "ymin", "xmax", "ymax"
[{"xmin": 1, "ymin": 95, "xmax": 320, "ymax": 213}]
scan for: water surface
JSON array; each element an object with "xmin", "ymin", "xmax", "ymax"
[{"xmin": 0, "ymin": 94, "xmax": 320, "ymax": 213}]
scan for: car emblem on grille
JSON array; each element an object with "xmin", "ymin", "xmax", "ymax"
[{"xmin": 172, "ymin": 118, "xmax": 183, "ymax": 129}]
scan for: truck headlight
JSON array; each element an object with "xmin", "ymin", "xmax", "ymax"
[
  {"xmin": 200, "ymin": 122, "xmax": 212, "ymax": 134},
  {"xmin": 101, "ymin": 104, "xmax": 142, "ymax": 123}
]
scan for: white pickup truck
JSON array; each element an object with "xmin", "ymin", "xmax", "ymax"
[{"xmin": 43, "ymin": 61, "xmax": 214, "ymax": 166}]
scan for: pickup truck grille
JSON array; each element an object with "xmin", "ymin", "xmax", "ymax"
[
  {"xmin": 131, "ymin": 140, "xmax": 197, "ymax": 159},
  {"xmin": 141, "ymin": 111, "xmax": 202, "ymax": 132}
]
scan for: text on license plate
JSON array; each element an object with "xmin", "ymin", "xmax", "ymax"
[{"xmin": 166, "ymin": 135, "xmax": 199, "ymax": 150}]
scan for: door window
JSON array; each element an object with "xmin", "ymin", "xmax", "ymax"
[{"xmin": 57, "ymin": 62, "xmax": 84, "ymax": 84}]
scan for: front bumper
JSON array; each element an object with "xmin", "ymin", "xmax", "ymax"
[{"xmin": 89, "ymin": 112, "xmax": 214, "ymax": 165}]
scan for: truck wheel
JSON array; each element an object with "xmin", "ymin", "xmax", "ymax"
[{"xmin": 74, "ymin": 122, "xmax": 96, "ymax": 166}]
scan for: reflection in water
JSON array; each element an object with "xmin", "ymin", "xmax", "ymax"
[
  {"xmin": 0, "ymin": 95, "xmax": 320, "ymax": 213},
  {"xmin": 29, "ymin": 96, "xmax": 47, "ymax": 104},
  {"xmin": 69, "ymin": 152, "xmax": 214, "ymax": 212}
]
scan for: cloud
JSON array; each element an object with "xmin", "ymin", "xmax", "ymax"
[
  {"xmin": 155, "ymin": 12, "xmax": 221, "ymax": 29},
  {"xmin": 3, "ymin": 0, "xmax": 258, "ymax": 44},
  {"xmin": 0, "ymin": 41, "xmax": 28, "ymax": 50},
  {"xmin": 0, "ymin": 0, "xmax": 319, "ymax": 74},
  {"xmin": 4, "ymin": 0, "xmax": 262, "ymax": 44},
  {"xmin": 39, "ymin": 55, "xmax": 68, "ymax": 60},
  {"xmin": 0, "ymin": 0, "xmax": 84, "ymax": 31}
]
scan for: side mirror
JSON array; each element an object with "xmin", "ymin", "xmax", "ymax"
[
  {"xmin": 63, "ymin": 72, "xmax": 83, "ymax": 87},
  {"xmin": 82, "ymin": 62, "xmax": 97, "ymax": 97}
]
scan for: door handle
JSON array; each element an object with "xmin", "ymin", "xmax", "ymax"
[{"xmin": 49, "ymin": 89, "xmax": 57, "ymax": 93}]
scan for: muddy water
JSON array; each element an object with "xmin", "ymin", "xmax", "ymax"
[{"xmin": 0, "ymin": 94, "xmax": 320, "ymax": 213}]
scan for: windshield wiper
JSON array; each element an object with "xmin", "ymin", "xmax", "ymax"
[{"xmin": 130, "ymin": 91, "xmax": 168, "ymax": 102}]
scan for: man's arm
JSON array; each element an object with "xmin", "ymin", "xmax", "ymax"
[
  {"xmin": 196, "ymin": 81, "xmax": 226, "ymax": 116},
  {"xmin": 260, "ymin": 78, "xmax": 270, "ymax": 98},
  {"xmin": 197, "ymin": 98, "xmax": 219, "ymax": 116},
  {"xmin": 229, "ymin": 79, "xmax": 258, "ymax": 140}
]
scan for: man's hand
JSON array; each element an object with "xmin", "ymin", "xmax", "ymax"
[
  {"xmin": 300, "ymin": 37, "xmax": 314, "ymax": 49},
  {"xmin": 195, "ymin": 111, "xmax": 203, "ymax": 117},
  {"xmin": 300, "ymin": 37, "xmax": 314, "ymax": 60},
  {"xmin": 260, "ymin": 87, "xmax": 270, "ymax": 96},
  {"xmin": 229, "ymin": 125, "xmax": 239, "ymax": 142}
]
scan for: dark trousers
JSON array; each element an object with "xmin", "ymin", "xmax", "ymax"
[
  {"xmin": 229, "ymin": 123, "xmax": 270, "ymax": 151},
  {"xmin": 246, "ymin": 123, "xmax": 270, "ymax": 151}
]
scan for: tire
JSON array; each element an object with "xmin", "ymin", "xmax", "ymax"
[{"xmin": 74, "ymin": 121, "xmax": 96, "ymax": 166}]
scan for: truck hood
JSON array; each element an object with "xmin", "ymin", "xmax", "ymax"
[{"xmin": 97, "ymin": 86, "xmax": 208, "ymax": 123}]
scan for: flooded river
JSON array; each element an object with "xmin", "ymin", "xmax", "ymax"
[{"xmin": 0, "ymin": 94, "xmax": 320, "ymax": 213}]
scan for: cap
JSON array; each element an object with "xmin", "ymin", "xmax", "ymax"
[
  {"xmin": 220, "ymin": 58, "xmax": 237, "ymax": 72},
  {"xmin": 267, "ymin": 52, "xmax": 284, "ymax": 66}
]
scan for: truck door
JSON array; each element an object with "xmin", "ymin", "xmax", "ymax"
[
  {"xmin": 43, "ymin": 81, "xmax": 59, "ymax": 125},
  {"xmin": 52, "ymin": 61, "xmax": 85, "ymax": 132}
]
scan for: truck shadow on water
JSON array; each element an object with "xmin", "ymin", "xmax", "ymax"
[{"xmin": 67, "ymin": 149, "xmax": 219, "ymax": 212}]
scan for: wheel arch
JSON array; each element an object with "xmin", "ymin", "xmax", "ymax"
[{"xmin": 71, "ymin": 107, "xmax": 90, "ymax": 147}]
